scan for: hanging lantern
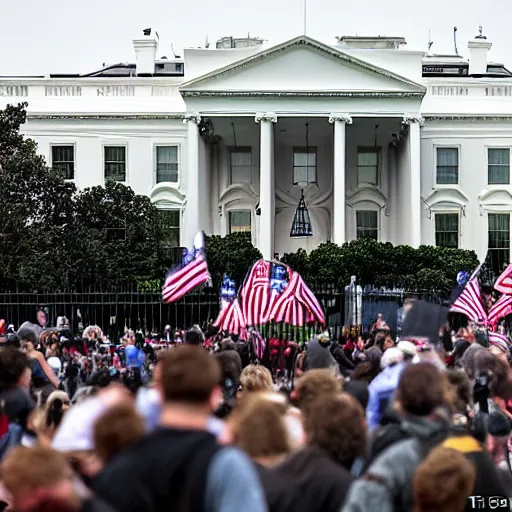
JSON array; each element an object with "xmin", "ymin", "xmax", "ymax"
[{"xmin": 290, "ymin": 189, "xmax": 313, "ymax": 238}]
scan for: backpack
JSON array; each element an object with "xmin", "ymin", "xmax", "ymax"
[{"xmin": 362, "ymin": 421, "xmax": 450, "ymax": 473}]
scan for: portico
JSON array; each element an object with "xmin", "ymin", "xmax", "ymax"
[{"xmin": 180, "ymin": 35, "xmax": 425, "ymax": 257}]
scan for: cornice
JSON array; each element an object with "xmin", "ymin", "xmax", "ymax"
[
  {"xmin": 181, "ymin": 90, "xmax": 424, "ymax": 98},
  {"xmin": 26, "ymin": 113, "xmax": 184, "ymax": 120},
  {"xmin": 183, "ymin": 112, "xmax": 201, "ymax": 124},
  {"xmin": 402, "ymin": 113, "xmax": 424, "ymax": 125},
  {"xmin": 180, "ymin": 36, "xmax": 426, "ymax": 93},
  {"xmin": 255, "ymin": 112, "xmax": 277, "ymax": 123},
  {"xmin": 424, "ymin": 115, "xmax": 512, "ymax": 121}
]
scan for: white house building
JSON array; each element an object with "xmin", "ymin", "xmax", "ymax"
[{"xmin": 1, "ymin": 28, "xmax": 512, "ymax": 272}]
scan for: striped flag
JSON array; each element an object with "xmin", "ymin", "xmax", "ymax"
[
  {"xmin": 162, "ymin": 233, "xmax": 211, "ymax": 303},
  {"xmin": 494, "ymin": 264, "xmax": 512, "ymax": 295},
  {"xmin": 488, "ymin": 294, "xmax": 512, "ymax": 325},
  {"xmin": 240, "ymin": 260, "xmax": 272, "ymax": 326},
  {"xmin": 449, "ymin": 277, "xmax": 487, "ymax": 322},
  {"xmin": 213, "ymin": 298, "xmax": 247, "ymax": 335}
]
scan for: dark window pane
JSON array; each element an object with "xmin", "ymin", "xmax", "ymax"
[
  {"xmin": 488, "ymin": 148, "xmax": 510, "ymax": 185},
  {"xmin": 293, "ymin": 147, "xmax": 317, "ymax": 184},
  {"xmin": 435, "ymin": 213, "xmax": 459, "ymax": 248},
  {"xmin": 229, "ymin": 211, "xmax": 251, "ymax": 233},
  {"xmin": 488, "ymin": 213, "xmax": 510, "ymax": 274},
  {"xmin": 159, "ymin": 210, "xmax": 180, "ymax": 247},
  {"xmin": 436, "ymin": 148, "xmax": 458, "ymax": 184},
  {"xmin": 104, "ymin": 146, "xmax": 126, "ymax": 182},
  {"xmin": 156, "ymin": 146, "xmax": 179, "ymax": 183},
  {"xmin": 51, "ymin": 145, "xmax": 75, "ymax": 180},
  {"xmin": 356, "ymin": 211, "xmax": 378, "ymax": 240}
]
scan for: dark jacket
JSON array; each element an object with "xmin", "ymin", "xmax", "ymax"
[
  {"xmin": 255, "ymin": 463, "xmax": 303, "ymax": 512},
  {"xmin": 277, "ymin": 447, "xmax": 353, "ymax": 512},
  {"xmin": 304, "ymin": 339, "xmax": 338, "ymax": 373}
]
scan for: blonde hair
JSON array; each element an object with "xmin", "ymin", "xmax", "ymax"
[
  {"xmin": 239, "ymin": 365, "xmax": 273, "ymax": 393},
  {"xmin": 229, "ymin": 393, "xmax": 291, "ymax": 459}
]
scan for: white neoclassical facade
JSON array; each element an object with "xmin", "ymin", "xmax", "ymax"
[{"xmin": 2, "ymin": 29, "xmax": 512, "ymax": 270}]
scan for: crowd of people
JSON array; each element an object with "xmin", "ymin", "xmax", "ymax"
[{"xmin": 0, "ymin": 304, "xmax": 512, "ymax": 511}]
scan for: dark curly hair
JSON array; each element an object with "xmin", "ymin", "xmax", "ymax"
[
  {"xmin": 0, "ymin": 347, "xmax": 30, "ymax": 391},
  {"xmin": 302, "ymin": 392, "xmax": 366, "ymax": 470}
]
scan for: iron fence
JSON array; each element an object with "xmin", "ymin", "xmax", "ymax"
[{"xmin": 0, "ymin": 281, "xmax": 448, "ymax": 341}]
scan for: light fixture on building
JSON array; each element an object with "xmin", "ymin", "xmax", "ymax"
[
  {"xmin": 290, "ymin": 189, "xmax": 313, "ymax": 238},
  {"xmin": 290, "ymin": 121, "xmax": 313, "ymax": 238}
]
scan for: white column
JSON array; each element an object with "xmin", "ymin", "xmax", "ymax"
[
  {"xmin": 329, "ymin": 113, "xmax": 352, "ymax": 245},
  {"xmin": 184, "ymin": 113, "xmax": 201, "ymax": 248},
  {"xmin": 388, "ymin": 141, "xmax": 398, "ymax": 245},
  {"xmin": 255, "ymin": 112, "xmax": 277, "ymax": 260},
  {"xmin": 403, "ymin": 114, "xmax": 423, "ymax": 248}
]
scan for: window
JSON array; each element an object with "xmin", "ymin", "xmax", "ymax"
[
  {"xmin": 293, "ymin": 147, "xmax": 317, "ymax": 185},
  {"xmin": 488, "ymin": 213, "xmax": 510, "ymax": 274},
  {"xmin": 357, "ymin": 149, "xmax": 379, "ymax": 186},
  {"xmin": 230, "ymin": 148, "xmax": 252, "ymax": 184},
  {"xmin": 104, "ymin": 146, "xmax": 126, "ymax": 182},
  {"xmin": 488, "ymin": 148, "xmax": 510, "ymax": 185},
  {"xmin": 435, "ymin": 213, "xmax": 459, "ymax": 248},
  {"xmin": 158, "ymin": 210, "xmax": 180, "ymax": 247},
  {"xmin": 356, "ymin": 211, "xmax": 378, "ymax": 240},
  {"xmin": 229, "ymin": 211, "xmax": 251, "ymax": 234},
  {"xmin": 51, "ymin": 145, "xmax": 74, "ymax": 180},
  {"xmin": 156, "ymin": 146, "xmax": 179, "ymax": 183},
  {"xmin": 436, "ymin": 147, "xmax": 459, "ymax": 185}
]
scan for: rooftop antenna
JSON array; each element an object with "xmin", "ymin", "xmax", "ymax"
[
  {"xmin": 205, "ymin": 34, "xmax": 210, "ymax": 48},
  {"xmin": 453, "ymin": 26, "xmax": 459, "ymax": 55},
  {"xmin": 475, "ymin": 25, "xmax": 487, "ymax": 39},
  {"xmin": 170, "ymin": 43, "xmax": 177, "ymax": 58},
  {"xmin": 303, "ymin": 0, "xmax": 307, "ymax": 35},
  {"xmin": 427, "ymin": 29, "xmax": 433, "ymax": 53}
]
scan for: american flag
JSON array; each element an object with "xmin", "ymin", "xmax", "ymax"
[
  {"xmin": 494, "ymin": 264, "xmax": 512, "ymax": 295},
  {"xmin": 450, "ymin": 276, "xmax": 512, "ymax": 327},
  {"xmin": 240, "ymin": 260, "xmax": 272, "ymax": 326},
  {"xmin": 213, "ymin": 298, "xmax": 247, "ymax": 335},
  {"xmin": 162, "ymin": 233, "xmax": 211, "ymax": 303}
]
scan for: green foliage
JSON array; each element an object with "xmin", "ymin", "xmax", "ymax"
[
  {"xmin": 0, "ymin": 103, "xmax": 163, "ymax": 290},
  {"xmin": 205, "ymin": 232, "xmax": 262, "ymax": 287},
  {"xmin": 282, "ymin": 239, "xmax": 478, "ymax": 292}
]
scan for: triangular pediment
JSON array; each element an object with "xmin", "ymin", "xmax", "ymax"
[{"xmin": 180, "ymin": 36, "xmax": 425, "ymax": 97}]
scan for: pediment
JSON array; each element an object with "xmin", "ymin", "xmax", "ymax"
[
  {"xmin": 479, "ymin": 187, "xmax": 512, "ymax": 206},
  {"xmin": 219, "ymin": 183, "xmax": 258, "ymax": 210},
  {"xmin": 150, "ymin": 184, "xmax": 185, "ymax": 208},
  {"xmin": 424, "ymin": 188, "xmax": 469, "ymax": 208},
  {"xmin": 180, "ymin": 36, "xmax": 425, "ymax": 97},
  {"xmin": 347, "ymin": 186, "xmax": 387, "ymax": 208}
]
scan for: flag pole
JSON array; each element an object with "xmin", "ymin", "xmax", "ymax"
[{"xmin": 303, "ymin": 0, "xmax": 307, "ymax": 35}]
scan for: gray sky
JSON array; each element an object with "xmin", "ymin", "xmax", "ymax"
[{"xmin": 1, "ymin": 0, "xmax": 510, "ymax": 76}]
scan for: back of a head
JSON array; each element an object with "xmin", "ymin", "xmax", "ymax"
[
  {"xmin": 94, "ymin": 404, "xmax": 145, "ymax": 464},
  {"xmin": 158, "ymin": 345, "xmax": 221, "ymax": 404},
  {"xmin": 397, "ymin": 363, "xmax": 444, "ymax": 416},
  {"xmin": 0, "ymin": 346, "xmax": 29, "ymax": 391},
  {"xmin": 414, "ymin": 446, "xmax": 476, "ymax": 512},
  {"xmin": 293, "ymin": 369, "xmax": 342, "ymax": 412},
  {"xmin": 240, "ymin": 364, "xmax": 273, "ymax": 394},
  {"xmin": 1, "ymin": 446, "xmax": 71, "ymax": 499},
  {"xmin": 229, "ymin": 393, "xmax": 291, "ymax": 459},
  {"xmin": 215, "ymin": 350, "xmax": 242, "ymax": 387},
  {"xmin": 184, "ymin": 328, "xmax": 203, "ymax": 346},
  {"xmin": 17, "ymin": 326, "xmax": 37, "ymax": 345},
  {"xmin": 302, "ymin": 393, "xmax": 366, "ymax": 469}
]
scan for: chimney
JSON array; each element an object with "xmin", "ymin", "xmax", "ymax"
[
  {"xmin": 133, "ymin": 28, "xmax": 158, "ymax": 76},
  {"xmin": 468, "ymin": 27, "xmax": 491, "ymax": 76}
]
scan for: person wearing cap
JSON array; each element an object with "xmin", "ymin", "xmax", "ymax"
[
  {"xmin": 303, "ymin": 332, "xmax": 339, "ymax": 375},
  {"xmin": 485, "ymin": 410, "xmax": 512, "ymax": 490},
  {"xmin": 366, "ymin": 347, "xmax": 406, "ymax": 428}
]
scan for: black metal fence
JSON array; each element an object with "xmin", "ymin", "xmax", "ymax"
[{"xmin": 0, "ymin": 281, "xmax": 448, "ymax": 341}]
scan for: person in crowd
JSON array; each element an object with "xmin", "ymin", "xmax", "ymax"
[
  {"xmin": 18, "ymin": 327, "xmax": 59, "ymax": 402},
  {"xmin": 344, "ymin": 362, "xmax": 508, "ymax": 512},
  {"xmin": 0, "ymin": 445, "xmax": 114, "ymax": 512},
  {"xmin": 290, "ymin": 368, "xmax": 342, "ymax": 413},
  {"xmin": 184, "ymin": 326, "xmax": 204, "ymax": 345},
  {"xmin": 92, "ymin": 345, "xmax": 267, "ymax": 512},
  {"xmin": 302, "ymin": 332, "xmax": 339, "ymax": 374},
  {"xmin": 485, "ymin": 410, "xmax": 512, "ymax": 489},
  {"xmin": 238, "ymin": 364, "xmax": 274, "ymax": 397},
  {"xmin": 278, "ymin": 393, "xmax": 358, "ymax": 512},
  {"xmin": 32, "ymin": 391, "xmax": 71, "ymax": 446},
  {"xmin": 229, "ymin": 392, "xmax": 303, "ymax": 512},
  {"xmin": 366, "ymin": 347, "xmax": 405, "ymax": 428},
  {"xmin": 0, "ymin": 346, "xmax": 34, "ymax": 428},
  {"xmin": 93, "ymin": 404, "xmax": 145, "ymax": 469},
  {"xmin": 413, "ymin": 446, "xmax": 476, "ymax": 512},
  {"xmin": 214, "ymin": 348, "xmax": 243, "ymax": 418}
]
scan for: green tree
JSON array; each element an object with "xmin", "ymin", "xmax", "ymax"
[{"xmin": 205, "ymin": 232, "xmax": 262, "ymax": 287}]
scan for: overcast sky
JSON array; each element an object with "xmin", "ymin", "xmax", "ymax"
[{"xmin": 1, "ymin": 0, "xmax": 510, "ymax": 76}]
